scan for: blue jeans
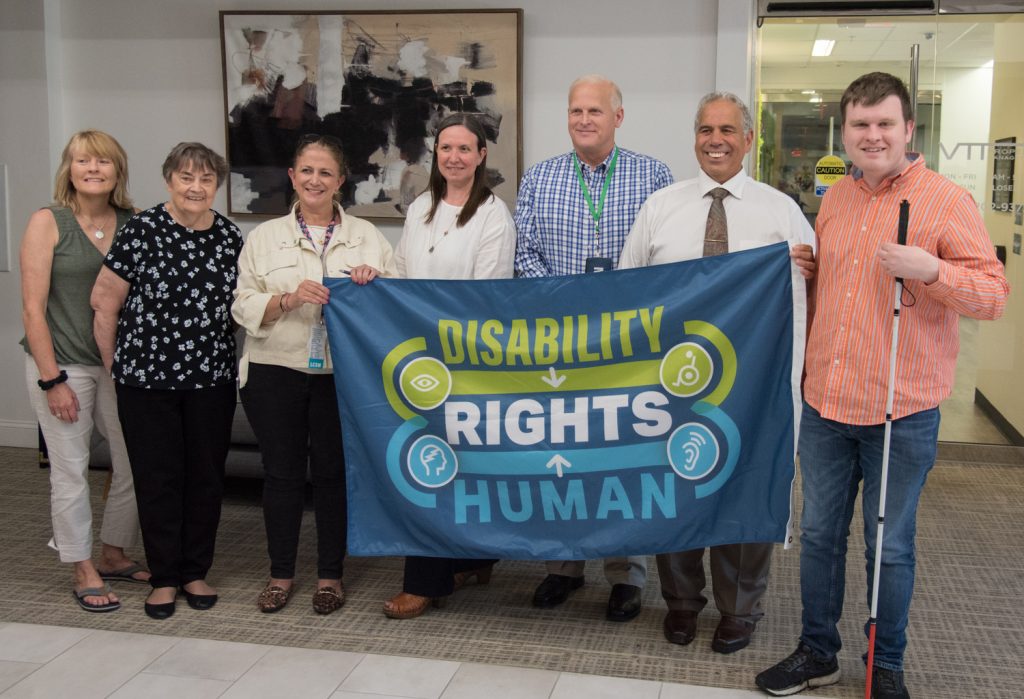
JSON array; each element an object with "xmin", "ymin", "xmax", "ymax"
[{"xmin": 797, "ymin": 402, "xmax": 938, "ymax": 671}]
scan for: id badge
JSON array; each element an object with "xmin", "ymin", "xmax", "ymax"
[
  {"xmin": 585, "ymin": 256, "xmax": 613, "ymax": 273},
  {"xmin": 308, "ymin": 322, "xmax": 327, "ymax": 369}
]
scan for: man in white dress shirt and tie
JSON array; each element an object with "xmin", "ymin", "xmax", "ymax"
[{"xmin": 619, "ymin": 91, "xmax": 815, "ymax": 654}]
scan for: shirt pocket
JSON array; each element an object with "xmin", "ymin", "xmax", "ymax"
[
  {"xmin": 325, "ymin": 236, "xmax": 369, "ymax": 276},
  {"xmin": 254, "ymin": 249, "xmax": 301, "ymax": 291}
]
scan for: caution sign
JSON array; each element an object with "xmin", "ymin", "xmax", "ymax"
[{"xmin": 814, "ymin": 155, "xmax": 846, "ymax": 197}]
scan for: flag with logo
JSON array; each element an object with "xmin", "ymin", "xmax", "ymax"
[{"xmin": 325, "ymin": 242, "xmax": 802, "ymax": 558}]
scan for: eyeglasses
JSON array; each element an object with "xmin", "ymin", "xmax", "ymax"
[{"xmin": 300, "ymin": 133, "xmax": 343, "ymax": 148}]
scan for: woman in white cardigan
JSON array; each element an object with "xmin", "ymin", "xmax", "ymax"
[{"xmin": 232, "ymin": 134, "xmax": 395, "ymax": 615}]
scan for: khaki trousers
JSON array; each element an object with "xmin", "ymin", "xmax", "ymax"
[
  {"xmin": 656, "ymin": 543, "xmax": 773, "ymax": 621},
  {"xmin": 545, "ymin": 556, "xmax": 647, "ymax": 587}
]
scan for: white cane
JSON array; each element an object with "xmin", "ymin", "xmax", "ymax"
[{"xmin": 864, "ymin": 199, "xmax": 910, "ymax": 699}]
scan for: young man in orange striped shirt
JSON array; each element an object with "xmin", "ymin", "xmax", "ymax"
[{"xmin": 757, "ymin": 72, "xmax": 1008, "ymax": 699}]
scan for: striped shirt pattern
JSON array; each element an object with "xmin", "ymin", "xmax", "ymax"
[
  {"xmin": 514, "ymin": 147, "xmax": 673, "ymax": 277},
  {"xmin": 805, "ymin": 155, "xmax": 1009, "ymax": 425}
]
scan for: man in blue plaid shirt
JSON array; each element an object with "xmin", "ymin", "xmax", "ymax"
[{"xmin": 513, "ymin": 74, "xmax": 673, "ymax": 621}]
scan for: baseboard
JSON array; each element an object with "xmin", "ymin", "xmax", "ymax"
[
  {"xmin": 0, "ymin": 420, "xmax": 37, "ymax": 449},
  {"xmin": 975, "ymin": 389, "xmax": 1024, "ymax": 447}
]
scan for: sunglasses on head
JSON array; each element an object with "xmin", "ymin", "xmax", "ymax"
[{"xmin": 300, "ymin": 133, "xmax": 343, "ymax": 148}]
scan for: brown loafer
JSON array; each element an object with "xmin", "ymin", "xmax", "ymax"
[
  {"xmin": 711, "ymin": 615, "xmax": 756, "ymax": 654},
  {"xmin": 383, "ymin": 591, "xmax": 447, "ymax": 619},
  {"xmin": 663, "ymin": 610, "xmax": 699, "ymax": 645},
  {"xmin": 312, "ymin": 585, "xmax": 345, "ymax": 615},
  {"xmin": 257, "ymin": 584, "xmax": 291, "ymax": 613}
]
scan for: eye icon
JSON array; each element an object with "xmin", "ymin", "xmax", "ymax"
[
  {"xmin": 409, "ymin": 374, "xmax": 440, "ymax": 392},
  {"xmin": 398, "ymin": 357, "xmax": 452, "ymax": 411}
]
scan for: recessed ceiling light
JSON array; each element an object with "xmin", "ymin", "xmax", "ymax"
[{"xmin": 812, "ymin": 39, "xmax": 836, "ymax": 57}]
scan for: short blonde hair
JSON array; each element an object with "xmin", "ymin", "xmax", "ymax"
[
  {"xmin": 569, "ymin": 75, "xmax": 623, "ymax": 111},
  {"xmin": 53, "ymin": 130, "xmax": 133, "ymax": 212}
]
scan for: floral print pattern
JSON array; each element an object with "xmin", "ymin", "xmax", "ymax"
[{"xmin": 104, "ymin": 204, "xmax": 242, "ymax": 389}]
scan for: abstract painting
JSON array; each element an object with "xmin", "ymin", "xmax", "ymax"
[{"xmin": 220, "ymin": 10, "xmax": 522, "ymax": 218}]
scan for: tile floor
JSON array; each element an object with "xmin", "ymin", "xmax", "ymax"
[{"xmin": 0, "ymin": 622, "xmax": 832, "ymax": 699}]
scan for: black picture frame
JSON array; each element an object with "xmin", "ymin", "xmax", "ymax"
[{"xmin": 220, "ymin": 9, "xmax": 523, "ymax": 220}]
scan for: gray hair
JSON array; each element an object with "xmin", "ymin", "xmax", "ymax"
[
  {"xmin": 694, "ymin": 92, "xmax": 753, "ymax": 134},
  {"xmin": 569, "ymin": 74, "xmax": 623, "ymax": 111},
  {"xmin": 162, "ymin": 142, "xmax": 229, "ymax": 188}
]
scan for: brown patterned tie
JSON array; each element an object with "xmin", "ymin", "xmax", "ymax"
[{"xmin": 703, "ymin": 187, "xmax": 729, "ymax": 257}]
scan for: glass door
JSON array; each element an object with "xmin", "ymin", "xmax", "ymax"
[{"xmin": 756, "ymin": 13, "xmax": 1024, "ymax": 445}]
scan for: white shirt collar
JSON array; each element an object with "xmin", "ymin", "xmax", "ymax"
[{"xmin": 698, "ymin": 168, "xmax": 748, "ymax": 199}]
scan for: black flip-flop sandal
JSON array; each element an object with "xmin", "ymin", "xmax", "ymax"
[
  {"xmin": 73, "ymin": 585, "xmax": 121, "ymax": 613},
  {"xmin": 98, "ymin": 562, "xmax": 150, "ymax": 585}
]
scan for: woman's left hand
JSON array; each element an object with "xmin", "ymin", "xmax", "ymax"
[
  {"xmin": 349, "ymin": 265, "xmax": 381, "ymax": 285},
  {"xmin": 47, "ymin": 382, "xmax": 80, "ymax": 423}
]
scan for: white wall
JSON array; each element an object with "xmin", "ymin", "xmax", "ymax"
[
  {"xmin": 934, "ymin": 66, "xmax": 993, "ymax": 210},
  {"xmin": 54, "ymin": 0, "xmax": 719, "ymax": 232},
  {"xmin": 0, "ymin": 2, "xmax": 52, "ymax": 446},
  {"xmin": 0, "ymin": 0, "xmax": 737, "ymax": 447}
]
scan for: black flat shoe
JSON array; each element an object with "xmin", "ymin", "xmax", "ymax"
[
  {"xmin": 144, "ymin": 600, "xmax": 176, "ymax": 620},
  {"xmin": 181, "ymin": 588, "xmax": 218, "ymax": 611}
]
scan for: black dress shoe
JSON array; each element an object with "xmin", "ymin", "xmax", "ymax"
[
  {"xmin": 711, "ymin": 615, "xmax": 756, "ymax": 654},
  {"xmin": 532, "ymin": 574, "xmax": 584, "ymax": 608},
  {"xmin": 606, "ymin": 583, "xmax": 642, "ymax": 622},
  {"xmin": 182, "ymin": 588, "xmax": 218, "ymax": 611},
  {"xmin": 144, "ymin": 600, "xmax": 176, "ymax": 620},
  {"xmin": 663, "ymin": 610, "xmax": 698, "ymax": 645}
]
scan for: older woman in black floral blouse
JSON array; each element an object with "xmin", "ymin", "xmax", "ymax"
[{"xmin": 91, "ymin": 142, "xmax": 242, "ymax": 620}]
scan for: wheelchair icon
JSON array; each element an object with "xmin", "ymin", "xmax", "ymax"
[
  {"xmin": 672, "ymin": 350, "xmax": 700, "ymax": 388},
  {"xmin": 659, "ymin": 342, "xmax": 713, "ymax": 398}
]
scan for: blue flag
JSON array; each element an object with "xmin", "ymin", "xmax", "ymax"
[{"xmin": 325, "ymin": 242, "xmax": 799, "ymax": 559}]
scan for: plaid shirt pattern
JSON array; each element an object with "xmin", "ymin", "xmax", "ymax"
[{"xmin": 514, "ymin": 147, "xmax": 673, "ymax": 277}]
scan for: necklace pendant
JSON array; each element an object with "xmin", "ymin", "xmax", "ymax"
[
  {"xmin": 428, "ymin": 245, "xmax": 435, "ymax": 253},
  {"xmin": 94, "ymin": 230, "xmax": 105, "ymax": 240}
]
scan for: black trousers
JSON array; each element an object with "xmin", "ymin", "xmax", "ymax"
[
  {"xmin": 241, "ymin": 363, "xmax": 346, "ymax": 580},
  {"xmin": 404, "ymin": 556, "xmax": 498, "ymax": 597},
  {"xmin": 116, "ymin": 382, "xmax": 235, "ymax": 589}
]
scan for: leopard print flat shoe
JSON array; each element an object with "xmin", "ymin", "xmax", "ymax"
[
  {"xmin": 257, "ymin": 584, "xmax": 291, "ymax": 613},
  {"xmin": 312, "ymin": 585, "xmax": 345, "ymax": 615}
]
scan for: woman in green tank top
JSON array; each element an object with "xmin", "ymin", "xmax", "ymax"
[{"xmin": 20, "ymin": 130, "xmax": 149, "ymax": 613}]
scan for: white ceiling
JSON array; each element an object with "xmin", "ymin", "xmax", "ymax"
[
  {"xmin": 761, "ymin": 17, "xmax": 996, "ymax": 67},
  {"xmin": 759, "ymin": 14, "xmax": 1023, "ymax": 92}
]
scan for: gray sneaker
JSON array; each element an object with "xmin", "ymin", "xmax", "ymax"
[
  {"xmin": 755, "ymin": 644, "xmax": 840, "ymax": 696},
  {"xmin": 872, "ymin": 667, "xmax": 910, "ymax": 699}
]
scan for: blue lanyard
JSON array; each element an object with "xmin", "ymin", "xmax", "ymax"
[
  {"xmin": 295, "ymin": 209, "xmax": 337, "ymax": 262},
  {"xmin": 295, "ymin": 209, "xmax": 337, "ymax": 322}
]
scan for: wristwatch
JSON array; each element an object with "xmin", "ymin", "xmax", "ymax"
[{"xmin": 38, "ymin": 370, "xmax": 69, "ymax": 391}]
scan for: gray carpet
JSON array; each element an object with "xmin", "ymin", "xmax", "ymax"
[{"xmin": 1, "ymin": 444, "xmax": 1021, "ymax": 698}]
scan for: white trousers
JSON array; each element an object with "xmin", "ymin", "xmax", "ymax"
[{"xmin": 26, "ymin": 356, "xmax": 140, "ymax": 562}]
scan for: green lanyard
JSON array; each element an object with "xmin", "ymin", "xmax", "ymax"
[{"xmin": 573, "ymin": 147, "xmax": 619, "ymax": 234}]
